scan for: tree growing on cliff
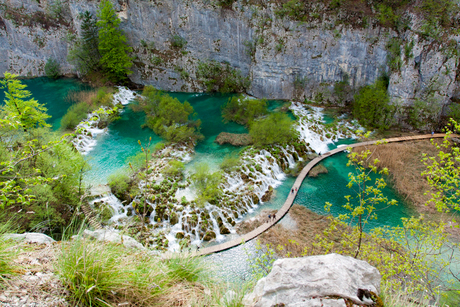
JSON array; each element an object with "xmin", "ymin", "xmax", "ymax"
[{"xmin": 97, "ymin": 0, "xmax": 133, "ymax": 83}]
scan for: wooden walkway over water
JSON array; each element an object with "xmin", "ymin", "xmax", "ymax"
[{"xmin": 196, "ymin": 133, "xmax": 451, "ymax": 256}]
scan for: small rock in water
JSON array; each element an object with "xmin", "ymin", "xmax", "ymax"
[{"xmin": 308, "ymin": 164, "xmax": 328, "ymax": 177}]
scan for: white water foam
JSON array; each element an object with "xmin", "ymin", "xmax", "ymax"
[
  {"xmin": 72, "ymin": 87, "xmax": 137, "ymax": 155},
  {"xmin": 289, "ymin": 101, "xmax": 362, "ymax": 154}
]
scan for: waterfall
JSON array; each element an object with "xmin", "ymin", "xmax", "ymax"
[
  {"xmin": 72, "ymin": 87, "xmax": 138, "ymax": 155},
  {"xmin": 289, "ymin": 101, "xmax": 362, "ymax": 154}
]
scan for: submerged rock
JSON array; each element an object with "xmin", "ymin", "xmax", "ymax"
[
  {"xmin": 215, "ymin": 132, "xmax": 253, "ymax": 146},
  {"xmin": 243, "ymin": 254, "xmax": 381, "ymax": 307},
  {"xmin": 308, "ymin": 164, "xmax": 328, "ymax": 177}
]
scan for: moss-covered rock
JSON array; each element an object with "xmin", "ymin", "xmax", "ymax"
[
  {"xmin": 203, "ymin": 231, "xmax": 216, "ymax": 241},
  {"xmin": 261, "ymin": 185, "xmax": 274, "ymax": 202},
  {"xmin": 175, "ymin": 232, "xmax": 184, "ymax": 239}
]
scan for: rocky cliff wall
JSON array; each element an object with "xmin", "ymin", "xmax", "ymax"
[{"xmin": 0, "ymin": 0, "xmax": 458, "ymax": 108}]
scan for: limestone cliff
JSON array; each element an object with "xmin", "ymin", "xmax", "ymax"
[{"xmin": 0, "ymin": 0, "xmax": 458, "ymax": 110}]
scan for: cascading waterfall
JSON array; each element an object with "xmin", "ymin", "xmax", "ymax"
[
  {"xmin": 72, "ymin": 87, "xmax": 137, "ymax": 155},
  {"xmin": 289, "ymin": 101, "xmax": 362, "ymax": 154}
]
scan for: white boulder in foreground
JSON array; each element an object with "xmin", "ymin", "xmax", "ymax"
[
  {"xmin": 4, "ymin": 233, "xmax": 55, "ymax": 244},
  {"xmin": 243, "ymin": 253, "xmax": 381, "ymax": 307},
  {"xmin": 82, "ymin": 229, "xmax": 145, "ymax": 250}
]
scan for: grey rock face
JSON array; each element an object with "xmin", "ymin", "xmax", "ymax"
[
  {"xmin": 82, "ymin": 229, "xmax": 145, "ymax": 250},
  {"xmin": 242, "ymin": 253, "xmax": 381, "ymax": 307},
  {"xmin": 4, "ymin": 233, "xmax": 56, "ymax": 244},
  {"xmin": 0, "ymin": 0, "xmax": 458, "ymax": 108}
]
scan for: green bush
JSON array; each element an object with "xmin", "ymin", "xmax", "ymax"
[
  {"xmin": 220, "ymin": 154, "xmax": 240, "ymax": 172},
  {"xmin": 353, "ymin": 77, "xmax": 395, "ymax": 130},
  {"xmin": 163, "ymin": 160, "xmax": 185, "ymax": 177},
  {"xmin": 0, "ymin": 220, "xmax": 19, "ymax": 283},
  {"xmin": 45, "ymin": 58, "xmax": 60, "ymax": 79},
  {"xmin": 60, "ymin": 102, "xmax": 92, "ymax": 130},
  {"xmin": 107, "ymin": 172, "xmax": 130, "ymax": 199},
  {"xmin": 192, "ymin": 163, "xmax": 222, "ymax": 207},
  {"xmin": 222, "ymin": 95, "xmax": 267, "ymax": 126},
  {"xmin": 196, "ymin": 60, "xmax": 250, "ymax": 93},
  {"xmin": 171, "ymin": 35, "xmax": 187, "ymax": 49},
  {"xmin": 249, "ymin": 113, "xmax": 298, "ymax": 147},
  {"xmin": 386, "ymin": 37, "xmax": 402, "ymax": 72},
  {"xmin": 143, "ymin": 94, "xmax": 203, "ymax": 143},
  {"xmin": 407, "ymin": 98, "xmax": 441, "ymax": 130}
]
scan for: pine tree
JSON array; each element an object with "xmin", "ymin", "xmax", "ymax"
[{"xmin": 97, "ymin": 0, "xmax": 133, "ymax": 83}]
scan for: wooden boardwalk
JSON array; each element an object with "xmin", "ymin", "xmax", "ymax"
[{"xmin": 196, "ymin": 133, "xmax": 450, "ymax": 256}]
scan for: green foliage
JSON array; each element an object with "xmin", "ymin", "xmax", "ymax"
[
  {"xmin": 221, "ymin": 95, "xmax": 267, "ymax": 126},
  {"xmin": 67, "ymin": 11, "xmax": 101, "ymax": 76},
  {"xmin": 143, "ymin": 93, "xmax": 203, "ymax": 143},
  {"xmin": 249, "ymin": 113, "xmax": 298, "ymax": 147},
  {"xmin": 0, "ymin": 74, "xmax": 88, "ymax": 232},
  {"xmin": 45, "ymin": 58, "xmax": 60, "ymax": 79},
  {"xmin": 377, "ymin": 4, "xmax": 399, "ymax": 28},
  {"xmin": 404, "ymin": 40, "xmax": 414, "ymax": 60},
  {"xmin": 170, "ymin": 35, "xmax": 187, "ymax": 49},
  {"xmin": 216, "ymin": 0, "xmax": 237, "ymax": 8},
  {"xmin": 60, "ymin": 102, "xmax": 92, "ymax": 130},
  {"xmin": 386, "ymin": 37, "xmax": 402, "ymax": 72},
  {"xmin": 0, "ymin": 220, "xmax": 19, "ymax": 282},
  {"xmin": 220, "ymin": 154, "xmax": 240, "ymax": 172},
  {"xmin": 353, "ymin": 77, "xmax": 395, "ymax": 130},
  {"xmin": 275, "ymin": 0, "xmax": 308, "ymax": 21},
  {"xmin": 60, "ymin": 87, "xmax": 115, "ymax": 131},
  {"xmin": 97, "ymin": 0, "xmax": 133, "ymax": 83},
  {"xmin": 163, "ymin": 160, "xmax": 184, "ymax": 177},
  {"xmin": 0, "ymin": 72, "xmax": 50, "ymax": 131},
  {"xmin": 422, "ymin": 119, "xmax": 460, "ymax": 212},
  {"xmin": 293, "ymin": 75, "xmax": 308, "ymax": 92},
  {"xmin": 192, "ymin": 163, "xmax": 222, "ymax": 207},
  {"xmin": 107, "ymin": 172, "xmax": 130, "ymax": 199},
  {"xmin": 245, "ymin": 240, "xmax": 277, "ymax": 282},
  {"xmin": 448, "ymin": 103, "xmax": 460, "ymax": 122},
  {"xmin": 407, "ymin": 99, "xmax": 441, "ymax": 131},
  {"xmin": 325, "ymin": 137, "xmax": 398, "ymax": 258},
  {"xmin": 196, "ymin": 60, "xmax": 250, "ymax": 93},
  {"xmin": 243, "ymin": 40, "xmax": 256, "ymax": 58}
]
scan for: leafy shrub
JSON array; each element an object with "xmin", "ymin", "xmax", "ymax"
[
  {"xmin": 220, "ymin": 154, "xmax": 240, "ymax": 172},
  {"xmin": 386, "ymin": 37, "xmax": 402, "ymax": 72},
  {"xmin": 249, "ymin": 113, "xmax": 298, "ymax": 147},
  {"xmin": 163, "ymin": 160, "xmax": 185, "ymax": 177},
  {"xmin": 353, "ymin": 77, "xmax": 395, "ymax": 130},
  {"xmin": 222, "ymin": 95, "xmax": 267, "ymax": 126},
  {"xmin": 171, "ymin": 35, "xmax": 187, "ymax": 49},
  {"xmin": 407, "ymin": 98, "xmax": 441, "ymax": 130},
  {"xmin": 107, "ymin": 172, "xmax": 130, "ymax": 199},
  {"xmin": 138, "ymin": 88, "xmax": 203, "ymax": 143},
  {"xmin": 45, "ymin": 58, "xmax": 60, "ymax": 79},
  {"xmin": 196, "ymin": 60, "xmax": 250, "ymax": 93},
  {"xmin": 60, "ymin": 102, "xmax": 92, "ymax": 130},
  {"xmin": 192, "ymin": 163, "xmax": 222, "ymax": 207}
]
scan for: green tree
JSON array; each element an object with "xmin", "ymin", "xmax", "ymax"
[
  {"xmin": 68, "ymin": 11, "xmax": 101, "ymax": 76},
  {"xmin": 0, "ymin": 72, "xmax": 50, "ymax": 131},
  {"xmin": 249, "ymin": 113, "xmax": 297, "ymax": 147},
  {"xmin": 324, "ymin": 137, "xmax": 398, "ymax": 258},
  {"xmin": 45, "ymin": 58, "xmax": 60, "ymax": 79},
  {"xmin": 97, "ymin": 0, "xmax": 133, "ymax": 83},
  {"xmin": 140, "ymin": 92, "xmax": 203, "ymax": 143},
  {"xmin": 222, "ymin": 96, "xmax": 267, "ymax": 126},
  {"xmin": 353, "ymin": 77, "xmax": 395, "ymax": 130}
]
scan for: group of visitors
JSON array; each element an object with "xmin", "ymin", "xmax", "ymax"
[{"xmin": 267, "ymin": 213, "xmax": 276, "ymax": 222}]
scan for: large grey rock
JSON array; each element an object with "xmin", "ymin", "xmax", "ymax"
[
  {"xmin": 82, "ymin": 229, "xmax": 145, "ymax": 250},
  {"xmin": 4, "ymin": 233, "xmax": 55, "ymax": 244},
  {"xmin": 243, "ymin": 253, "xmax": 381, "ymax": 307}
]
